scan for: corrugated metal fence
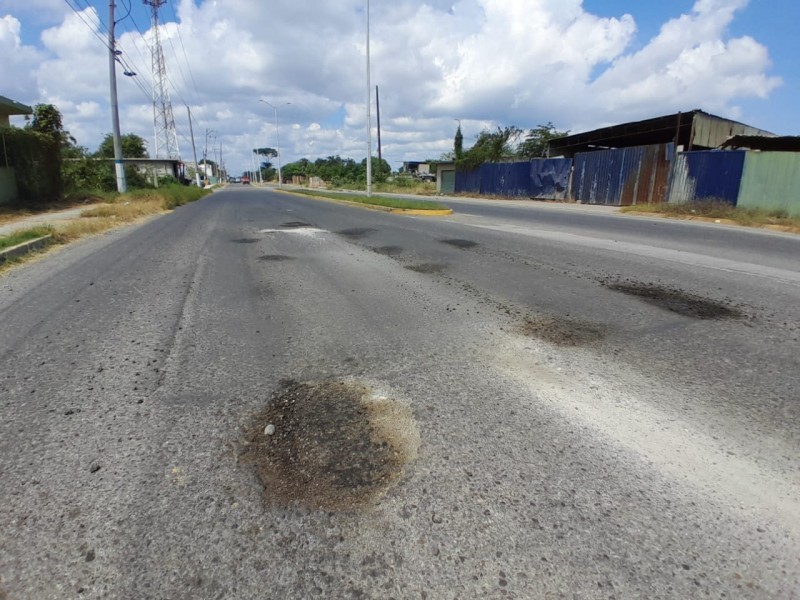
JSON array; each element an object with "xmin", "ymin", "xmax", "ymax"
[
  {"xmin": 667, "ymin": 150, "xmax": 746, "ymax": 205},
  {"xmin": 454, "ymin": 159, "xmax": 572, "ymax": 199},
  {"xmin": 453, "ymin": 147, "xmax": 800, "ymax": 216},
  {"xmin": 737, "ymin": 152, "xmax": 800, "ymax": 216},
  {"xmin": 571, "ymin": 144, "xmax": 673, "ymax": 205}
]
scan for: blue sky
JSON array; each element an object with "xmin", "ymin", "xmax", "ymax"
[
  {"xmin": 1, "ymin": 0, "xmax": 797, "ymax": 173},
  {"xmin": 583, "ymin": 0, "xmax": 799, "ymax": 134}
]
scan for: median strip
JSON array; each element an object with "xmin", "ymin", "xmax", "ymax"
[{"xmin": 284, "ymin": 189, "xmax": 454, "ymax": 216}]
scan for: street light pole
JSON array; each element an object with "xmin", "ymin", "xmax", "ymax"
[
  {"xmin": 259, "ymin": 99, "xmax": 288, "ymax": 188},
  {"xmin": 365, "ymin": 0, "xmax": 372, "ymax": 197}
]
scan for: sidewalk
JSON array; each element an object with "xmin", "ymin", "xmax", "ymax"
[{"xmin": 0, "ymin": 205, "xmax": 101, "ymax": 237}]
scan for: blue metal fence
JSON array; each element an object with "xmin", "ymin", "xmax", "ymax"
[
  {"xmin": 454, "ymin": 159, "xmax": 572, "ymax": 199},
  {"xmin": 667, "ymin": 150, "xmax": 746, "ymax": 205}
]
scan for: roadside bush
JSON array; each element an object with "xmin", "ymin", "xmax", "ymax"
[{"xmin": 0, "ymin": 126, "xmax": 61, "ymax": 203}]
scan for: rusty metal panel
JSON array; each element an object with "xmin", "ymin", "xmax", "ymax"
[
  {"xmin": 667, "ymin": 151, "xmax": 745, "ymax": 205},
  {"xmin": 572, "ymin": 144, "xmax": 672, "ymax": 206},
  {"xmin": 737, "ymin": 152, "xmax": 800, "ymax": 216}
]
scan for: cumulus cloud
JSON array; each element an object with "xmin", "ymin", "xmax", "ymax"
[
  {"xmin": 0, "ymin": 14, "xmax": 42, "ymax": 99},
  {"xmin": 2, "ymin": 0, "xmax": 782, "ymax": 172}
]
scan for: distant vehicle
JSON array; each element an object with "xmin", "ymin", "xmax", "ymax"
[
  {"xmin": 241, "ymin": 176, "xmax": 250, "ymax": 185},
  {"xmin": 418, "ymin": 173, "xmax": 436, "ymax": 183}
]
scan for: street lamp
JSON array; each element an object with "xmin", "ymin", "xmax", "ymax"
[
  {"xmin": 259, "ymin": 99, "xmax": 290, "ymax": 188},
  {"xmin": 365, "ymin": 0, "xmax": 372, "ymax": 197}
]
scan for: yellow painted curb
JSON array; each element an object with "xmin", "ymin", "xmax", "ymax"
[
  {"xmin": 388, "ymin": 208, "xmax": 453, "ymax": 216},
  {"xmin": 279, "ymin": 190, "xmax": 453, "ymax": 216}
]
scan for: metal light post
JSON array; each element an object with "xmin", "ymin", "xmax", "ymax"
[
  {"xmin": 365, "ymin": 0, "xmax": 372, "ymax": 197},
  {"xmin": 259, "ymin": 100, "xmax": 289, "ymax": 188}
]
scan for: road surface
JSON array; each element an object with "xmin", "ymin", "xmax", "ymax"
[{"xmin": 1, "ymin": 187, "xmax": 798, "ymax": 598}]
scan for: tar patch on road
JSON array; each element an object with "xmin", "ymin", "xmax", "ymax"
[
  {"xmin": 440, "ymin": 239, "xmax": 479, "ymax": 249},
  {"xmin": 604, "ymin": 282, "xmax": 743, "ymax": 320},
  {"xmin": 405, "ymin": 263, "xmax": 445, "ymax": 274},
  {"xmin": 258, "ymin": 255, "xmax": 294, "ymax": 262},
  {"xmin": 281, "ymin": 221, "xmax": 314, "ymax": 229},
  {"xmin": 371, "ymin": 245, "xmax": 403, "ymax": 256},
  {"xmin": 336, "ymin": 228, "xmax": 378, "ymax": 239},
  {"xmin": 521, "ymin": 316, "xmax": 607, "ymax": 346},
  {"xmin": 242, "ymin": 380, "xmax": 419, "ymax": 511},
  {"xmin": 231, "ymin": 238, "xmax": 260, "ymax": 244}
]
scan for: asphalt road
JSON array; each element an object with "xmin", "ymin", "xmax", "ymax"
[{"xmin": 1, "ymin": 187, "xmax": 798, "ymax": 599}]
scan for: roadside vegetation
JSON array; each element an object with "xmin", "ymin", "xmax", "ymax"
[
  {"xmin": 289, "ymin": 189, "xmax": 450, "ymax": 211},
  {"xmin": 0, "ymin": 185, "xmax": 210, "ymax": 272},
  {"xmin": 620, "ymin": 201, "xmax": 800, "ymax": 231},
  {"xmin": 0, "ymin": 227, "xmax": 54, "ymax": 250},
  {"xmin": 0, "ymin": 103, "xmax": 212, "ymax": 272}
]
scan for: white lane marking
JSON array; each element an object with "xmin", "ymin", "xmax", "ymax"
[{"xmin": 258, "ymin": 228, "xmax": 328, "ymax": 236}]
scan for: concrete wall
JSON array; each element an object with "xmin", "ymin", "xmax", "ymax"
[{"xmin": 0, "ymin": 166, "xmax": 18, "ymax": 204}]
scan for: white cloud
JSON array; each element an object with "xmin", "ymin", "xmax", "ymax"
[
  {"xmin": 1, "ymin": 0, "xmax": 783, "ymax": 173},
  {"xmin": 0, "ymin": 14, "xmax": 42, "ymax": 99}
]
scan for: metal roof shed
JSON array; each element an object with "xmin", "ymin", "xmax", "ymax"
[{"xmin": 547, "ymin": 110, "xmax": 774, "ymax": 158}]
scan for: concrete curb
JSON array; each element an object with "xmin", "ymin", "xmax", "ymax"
[
  {"xmin": 279, "ymin": 190, "xmax": 454, "ymax": 216},
  {"xmin": 0, "ymin": 235, "xmax": 53, "ymax": 264}
]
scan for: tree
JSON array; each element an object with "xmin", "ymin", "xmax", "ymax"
[
  {"xmin": 254, "ymin": 147, "xmax": 278, "ymax": 159},
  {"xmin": 95, "ymin": 133, "xmax": 148, "ymax": 159},
  {"xmin": 457, "ymin": 126, "xmax": 523, "ymax": 171},
  {"xmin": 517, "ymin": 122, "xmax": 570, "ymax": 158},
  {"xmin": 454, "ymin": 124, "xmax": 463, "ymax": 160}
]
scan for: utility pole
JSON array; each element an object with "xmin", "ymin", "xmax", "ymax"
[
  {"xmin": 365, "ymin": 0, "xmax": 372, "ymax": 197},
  {"xmin": 376, "ymin": 85, "xmax": 382, "ymax": 171},
  {"xmin": 108, "ymin": 0, "xmax": 127, "ymax": 192},
  {"xmin": 203, "ymin": 128, "xmax": 214, "ymax": 184},
  {"xmin": 187, "ymin": 106, "xmax": 201, "ymax": 186}
]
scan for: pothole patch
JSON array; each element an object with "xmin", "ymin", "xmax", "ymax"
[
  {"xmin": 372, "ymin": 245, "xmax": 403, "ymax": 256},
  {"xmin": 336, "ymin": 228, "xmax": 378, "ymax": 239},
  {"xmin": 440, "ymin": 239, "xmax": 479, "ymax": 249},
  {"xmin": 405, "ymin": 263, "xmax": 445, "ymax": 274},
  {"xmin": 282, "ymin": 221, "xmax": 313, "ymax": 229},
  {"xmin": 242, "ymin": 380, "xmax": 420, "ymax": 510},
  {"xmin": 521, "ymin": 316, "xmax": 607, "ymax": 346},
  {"xmin": 258, "ymin": 255, "xmax": 295, "ymax": 262},
  {"xmin": 231, "ymin": 238, "xmax": 259, "ymax": 244},
  {"xmin": 604, "ymin": 282, "xmax": 743, "ymax": 320}
]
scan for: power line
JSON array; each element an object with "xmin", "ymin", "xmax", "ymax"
[{"xmin": 61, "ymin": 0, "xmax": 153, "ymax": 104}]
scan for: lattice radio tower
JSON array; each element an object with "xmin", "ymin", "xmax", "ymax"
[{"xmin": 144, "ymin": 0, "xmax": 180, "ymax": 159}]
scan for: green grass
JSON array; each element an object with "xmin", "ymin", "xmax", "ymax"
[
  {"xmin": 0, "ymin": 226, "xmax": 54, "ymax": 250},
  {"xmin": 620, "ymin": 201, "xmax": 800, "ymax": 230},
  {"xmin": 290, "ymin": 189, "xmax": 450, "ymax": 211}
]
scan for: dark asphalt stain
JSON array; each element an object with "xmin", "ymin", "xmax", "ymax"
[
  {"xmin": 242, "ymin": 380, "xmax": 419, "ymax": 511},
  {"xmin": 281, "ymin": 221, "xmax": 313, "ymax": 229},
  {"xmin": 231, "ymin": 238, "xmax": 259, "ymax": 244},
  {"xmin": 371, "ymin": 245, "xmax": 403, "ymax": 256},
  {"xmin": 605, "ymin": 282, "xmax": 743, "ymax": 320},
  {"xmin": 440, "ymin": 239, "xmax": 479, "ymax": 249},
  {"xmin": 336, "ymin": 228, "xmax": 378, "ymax": 239},
  {"xmin": 405, "ymin": 263, "xmax": 445, "ymax": 274},
  {"xmin": 258, "ymin": 255, "xmax": 295, "ymax": 262},
  {"xmin": 521, "ymin": 316, "xmax": 607, "ymax": 346}
]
